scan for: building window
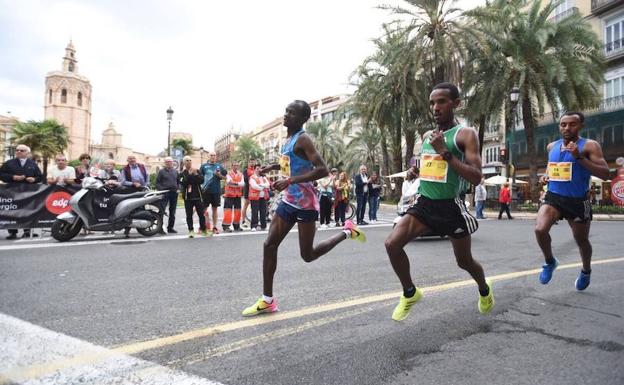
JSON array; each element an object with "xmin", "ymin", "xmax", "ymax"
[
  {"xmin": 61, "ymin": 89, "xmax": 67, "ymax": 103},
  {"xmin": 554, "ymin": 0, "xmax": 572, "ymax": 16},
  {"xmin": 537, "ymin": 137, "xmax": 549, "ymax": 154},
  {"xmin": 77, "ymin": 92, "xmax": 83, "ymax": 107},
  {"xmin": 614, "ymin": 125, "xmax": 624, "ymax": 144},
  {"xmin": 605, "ymin": 16, "xmax": 624, "ymax": 56},
  {"xmin": 603, "ymin": 127, "xmax": 613, "ymax": 146},
  {"xmin": 48, "ymin": 89, "xmax": 52, "ymax": 103},
  {"xmin": 604, "ymin": 74, "xmax": 624, "ymax": 102}
]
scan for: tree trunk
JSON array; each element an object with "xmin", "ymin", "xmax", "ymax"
[
  {"xmin": 380, "ymin": 131, "xmax": 390, "ymax": 178},
  {"xmin": 477, "ymin": 115, "xmax": 487, "ymax": 156},
  {"xmin": 404, "ymin": 126, "xmax": 416, "ymax": 170},
  {"xmin": 42, "ymin": 157, "xmax": 49, "ymax": 181},
  {"xmin": 391, "ymin": 116, "xmax": 403, "ymax": 199},
  {"xmin": 521, "ymin": 94, "xmax": 539, "ymax": 202}
]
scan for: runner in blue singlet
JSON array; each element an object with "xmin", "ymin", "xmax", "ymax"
[{"xmin": 535, "ymin": 112, "xmax": 610, "ymax": 291}]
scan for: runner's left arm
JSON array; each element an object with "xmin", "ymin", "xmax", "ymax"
[
  {"xmin": 272, "ymin": 134, "xmax": 329, "ymax": 191},
  {"xmin": 576, "ymin": 140, "xmax": 610, "ymax": 180},
  {"xmin": 291, "ymin": 133, "xmax": 329, "ymax": 184},
  {"xmin": 445, "ymin": 127, "xmax": 482, "ymax": 186}
]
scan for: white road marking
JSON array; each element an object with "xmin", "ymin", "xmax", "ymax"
[
  {"xmin": 0, "ymin": 313, "xmax": 225, "ymax": 385},
  {"xmin": 0, "ymin": 223, "xmax": 394, "ymax": 251}
]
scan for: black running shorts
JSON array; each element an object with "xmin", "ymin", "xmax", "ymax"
[
  {"xmin": 202, "ymin": 192, "xmax": 221, "ymax": 207},
  {"xmin": 405, "ymin": 195, "xmax": 478, "ymax": 239},
  {"xmin": 543, "ymin": 191, "xmax": 592, "ymax": 223}
]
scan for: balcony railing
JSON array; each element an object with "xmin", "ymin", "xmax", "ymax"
[
  {"xmin": 605, "ymin": 38, "xmax": 624, "ymax": 58},
  {"xmin": 592, "ymin": 0, "xmax": 624, "ymax": 14},
  {"xmin": 534, "ymin": 96, "xmax": 624, "ymax": 127},
  {"xmin": 548, "ymin": 7, "xmax": 578, "ymax": 23}
]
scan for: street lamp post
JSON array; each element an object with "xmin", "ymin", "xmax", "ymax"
[
  {"xmin": 199, "ymin": 146, "xmax": 204, "ymax": 165},
  {"xmin": 509, "ymin": 87, "xmax": 520, "ymax": 193},
  {"xmin": 167, "ymin": 106, "xmax": 174, "ymax": 156}
]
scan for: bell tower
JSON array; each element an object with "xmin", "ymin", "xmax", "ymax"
[{"xmin": 44, "ymin": 40, "xmax": 92, "ymax": 161}]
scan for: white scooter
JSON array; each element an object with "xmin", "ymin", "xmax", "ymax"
[{"xmin": 51, "ymin": 177, "xmax": 166, "ymax": 242}]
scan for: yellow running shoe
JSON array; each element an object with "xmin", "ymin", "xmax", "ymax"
[
  {"xmin": 344, "ymin": 220, "xmax": 366, "ymax": 243},
  {"xmin": 478, "ymin": 280, "xmax": 494, "ymax": 314},
  {"xmin": 391, "ymin": 288, "xmax": 423, "ymax": 321},
  {"xmin": 242, "ymin": 297, "xmax": 278, "ymax": 317}
]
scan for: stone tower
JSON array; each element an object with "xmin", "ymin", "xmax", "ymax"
[{"xmin": 44, "ymin": 40, "xmax": 92, "ymax": 161}]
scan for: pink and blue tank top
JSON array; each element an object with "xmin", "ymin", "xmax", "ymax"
[{"xmin": 279, "ymin": 129, "xmax": 319, "ymax": 211}]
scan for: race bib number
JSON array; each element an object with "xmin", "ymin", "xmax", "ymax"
[
  {"xmin": 420, "ymin": 154, "xmax": 448, "ymax": 183},
  {"xmin": 548, "ymin": 162, "xmax": 572, "ymax": 182},
  {"xmin": 279, "ymin": 154, "xmax": 291, "ymax": 177}
]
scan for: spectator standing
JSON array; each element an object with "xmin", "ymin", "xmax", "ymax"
[
  {"xmin": 368, "ymin": 171, "xmax": 382, "ymax": 223},
  {"xmin": 179, "ymin": 156, "xmax": 207, "ymax": 238},
  {"xmin": 222, "ymin": 160, "xmax": 245, "ymax": 232},
  {"xmin": 474, "ymin": 178, "xmax": 487, "ymax": 219},
  {"xmin": 334, "ymin": 171, "xmax": 351, "ymax": 227},
  {"xmin": 240, "ymin": 158, "xmax": 257, "ymax": 229},
  {"xmin": 156, "ymin": 157, "xmax": 179, "ymax": 234},
  {"xmin": 0, "ymin": 144, "xmax": 43, "ymax": 239},
  {"xmin": 498, "ymin": 182, "xmax": 513, "ymax": 220},
  {"xmin": 248, "ymin": 165, "xmax": 270, "ymax": 231},
  {"xmin": 354, "ymin": 164, "xmax": 369, "ymax": 225},
  {"xmin": 401, "ymin": 166, "xmax": 420, "ymax": 208},
  {"xmin": 120, "ymin": 155, "xmax": 149, "ymax": 237},
  {"xmin": 74, "ymin": 153, "xmax": 93, "ymax": 185},
  {"xmin": 47, "ymin": 154, "xmax": 76, "ymax": 186},
  {"xmin": 98, "ymin": 159, "xmax": 121, "ymax": 187},
  {"xmin": 318, "ymin": 168, "xmax": 336, "ymax": 228},
  {"xmin": 200, "ymin": 152, "xmax": 226, "ymax": 234}
]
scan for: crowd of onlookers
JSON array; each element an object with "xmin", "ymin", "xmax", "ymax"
[{"xmin": 0, "ymin": 144, "xmax": 388, "ymax": 240}]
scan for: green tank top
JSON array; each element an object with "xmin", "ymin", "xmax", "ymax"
[{"xmin": 419, "ymin": 124, "xmax": 467, "ymax": 200}]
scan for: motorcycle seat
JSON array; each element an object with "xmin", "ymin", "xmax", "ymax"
[{"xmin": 109, "ymin": 191, "xmax": 148, "ymax": 206}]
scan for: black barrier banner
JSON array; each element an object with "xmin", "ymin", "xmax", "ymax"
[{"xmin": 0, "ymin": 184, "xmax": 80, "ymax": 229}]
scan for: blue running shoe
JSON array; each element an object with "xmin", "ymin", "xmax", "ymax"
[
  {"xmin": 539, "ymin": 257, "xmax": 559, "ymax": 284},
  {"xmin": 575, "ymin": 270, "xmax": 591, "ymax": 291}
]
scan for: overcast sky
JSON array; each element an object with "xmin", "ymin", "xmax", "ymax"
[{"xmin": 0, "ymin": 0, "xmax": 483, "ymax": 155}]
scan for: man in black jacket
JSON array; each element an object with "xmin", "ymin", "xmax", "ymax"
[
  {"xmin": 0, "ymin": 144, "xmax": 43, "ymax": 239},
  {"xmin": 179, "ymin": 156, "xmax": 208, "ymax": 237},
  {"xmin": 354, "ymin": 164, "xmax": 369, "ymax": 225},
  {"xmin": 155, "ymin": 157, "xmax": 179, "ymax": 234}
]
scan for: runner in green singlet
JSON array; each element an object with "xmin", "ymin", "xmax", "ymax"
[{"xmin": 384, "ymin": 83, "xmax": 494, "ymax": 321}]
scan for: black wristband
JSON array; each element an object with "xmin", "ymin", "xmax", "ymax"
[
  {"xmin": 442, "ymin": 151, "xmax": 453, "ymax": 161},
  {"xmin": 575, "ymin": 156, "xmax": 583, "ymax": 161}
]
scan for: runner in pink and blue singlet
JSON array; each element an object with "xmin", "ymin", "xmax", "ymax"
[
  {"xmin": 241, "ymin": 100, "xmax": 366, "ymax": 318},
  {"xmin": 279, "ymin": 128, "xmax": 319, "ymax": 212}
]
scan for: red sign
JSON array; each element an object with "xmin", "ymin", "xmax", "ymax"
[
  {"xmin": 611, "ymin": 169, "xmax": 624, "ymax": 207},
  {"xmin": 45, "ymin": 191, "xmax": 73, "ymax": 215}
]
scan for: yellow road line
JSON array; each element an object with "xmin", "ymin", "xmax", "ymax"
[
  {"xmin": 4, "ymin": 256, "xmax": 623, "ymax": 383},
  {"xmin": 168, "ymin": 306, "xmax": 375, "ymax": 368},
  {"xmin": 117, "ymin": 257, "xmax": 624, "ymax": 356}
]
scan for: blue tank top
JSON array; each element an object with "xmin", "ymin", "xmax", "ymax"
[
  {"xmin": 279, "ymin": 129, "xmax": 319, "ymax": 210},
  {"xmin": 547, "ymin": 138, "xmax": 590, "ymax": 199}
]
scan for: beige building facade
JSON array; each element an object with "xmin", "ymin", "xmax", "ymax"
[
  {"xmin": 0, "ymin": 115, "xmax": 18, "ymax": 162},
  {"xmin": 44, "ymin": 41, "xmax": 92, "ymax": 161}
]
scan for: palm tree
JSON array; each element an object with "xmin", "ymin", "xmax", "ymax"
[
  {"xmin": 343, "ymin": 123, "xmax": 383, "ymax": 176},
  {"xmin": 465, "ymin": 0, "xmax": 604, "ymax": 198},
  {"xmin": 305, "ymin": 121, "xmax": 344, "ymax": 169},
  {"xmin": 171, "ymin": 138, "xmax": 194, "ymax": 156},
  {"xmin": 232, "ymin": 136, "xmax": 263, "ymax": 164},
  {"xmin": 380, "ymin": 0, "xmax": 472, "ymax": 86},
  {"xmin": 11, "ymin": 119, "xmax": 70, "ymax": 177},
  {"xmin": 350, "ymin": 24, "xmax": 432, "ymax": 184}
]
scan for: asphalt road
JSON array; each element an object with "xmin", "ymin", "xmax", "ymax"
[{"xmin": 0, "ymin": 217, "xmax": 622, "ymax": 385}]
